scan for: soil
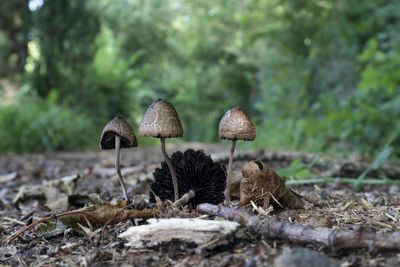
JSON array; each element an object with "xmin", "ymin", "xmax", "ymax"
[{"xmin": 0, "ymin": 143, "xmax": 399, "ymax": 267}]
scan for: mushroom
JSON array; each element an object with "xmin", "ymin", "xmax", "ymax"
[
  {"xmin": 150, "ymin": 149, "xmax": 226, "ymax": 208},
  {"xmin": 218, "ymin": 106, "xmax": 256, "ymax": 204},
  {"xmin": 100, "ymin": 116, "xmax": 137, "ymax": 204},
  {"xmin": 139, "ymin": 99, "xmax": 183, "ymax": 202}
]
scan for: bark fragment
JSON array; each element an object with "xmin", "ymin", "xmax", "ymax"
[{"xmin": 119, "ymin": 218, "xmax": 239, "ymax": 249}]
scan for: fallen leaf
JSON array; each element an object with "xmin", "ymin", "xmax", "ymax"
[
  {"xmin": 43, "ymin": 174, "xmax": 80, "ymax": 196},
  {"xmin": 43, "ymin": 187, "xmax": 69, "ymax": 211},
  {"xmin": 13, "ymin": 174, "xmax": 81, "ymax": 211},
  {"xmin": 59, "ymin": 203, "xmax": 157, "ymax": 228},
  {"xmin": 7, "ymin": 203, "xmax": 158, "ymax": 243},
  {"xmin": 13, "ymin": 184, "xmax": 42, "ymax": 203},
  {"xmin": 240, "ymin": 161, "xmax": 303, "ymax": 209}
]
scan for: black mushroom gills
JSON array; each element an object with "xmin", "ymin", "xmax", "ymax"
[{"xmin": 150, "ymin": 149, "xmax": 226, "ymax": 209}]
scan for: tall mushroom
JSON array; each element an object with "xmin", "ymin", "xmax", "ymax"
[
  {"xmin": 139, "ymin": 99, "xmax": 183, "ymax": 202},
  {"xmin": 218, "ymin": 106, "xmax": 256, "ymax": 204},
  {"xmin": 100, "ymin": 116, "xmax": 137, "ymax": 204}
]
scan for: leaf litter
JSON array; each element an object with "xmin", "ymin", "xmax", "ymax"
[{"xmin": 1, "ymin": 145, "xmax": 400, "ymax": 266}]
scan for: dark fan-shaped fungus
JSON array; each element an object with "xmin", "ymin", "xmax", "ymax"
[{"xmin": 150, "ymin": 149, "xmax": 226, "ymax": 209}]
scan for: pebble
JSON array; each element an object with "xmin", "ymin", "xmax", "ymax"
[
  {"xmin": 274, "ymin": 247, "xmax": 339, "ymax": 267},
  {"xmin": 388, "ymin": 185, "xmax": 400, "ymax": 194}
]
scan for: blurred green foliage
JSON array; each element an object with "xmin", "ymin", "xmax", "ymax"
[
  {"xmin": 0, "ymin": 0, "xmax": 399, "ymax": 156},
  {"xmin": 0, "ymin": 0, "xmax": 30, "ymax": 77},
  {"xmin": 0, "ymin": 88, "xmax": 95, "ymax": 153}
]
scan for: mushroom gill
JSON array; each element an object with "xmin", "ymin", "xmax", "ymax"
[{"xmin": 150, "ymin": 149, "xmax": 226, "ymax": 209}]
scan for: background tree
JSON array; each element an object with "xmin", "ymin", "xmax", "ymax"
[
  {"xmin": 0, "ymin": 0, "xmax": 31, "ymax": 78},
  {"xmin": 0, "ymin": 0, "xmax": 399, "ymax": 157}
]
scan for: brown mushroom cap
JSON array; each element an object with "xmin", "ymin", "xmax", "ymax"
[
  {"xmin": 100, "ymin": 116, "xmax": 138, "ymax": 150},
  {"xmin": 218, "ymin": 106, "xmax": 256, "ymax": 141},
  {"xmin": 139, "ymin": 99, "xmax": 183, "ymax": 138}
]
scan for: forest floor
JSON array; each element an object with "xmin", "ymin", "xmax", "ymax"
[{"xmin": 0, "ymin": 143, "xmax": 399, "ymax": 267}]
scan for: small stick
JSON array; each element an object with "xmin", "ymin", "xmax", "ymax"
[
  {"xmin": 6, "ymin": 207, "xmax": 157, "ymax": 243},
  {"xmin": 2, "ymin": 217, "xmax": 26, "ymax": 226},
  {"xmin": 7, "ymin": 209, "xmax": 94, "ymax": 243},
  {"xmin": 197, "ymin": 203, "xmax": 400, "ymax": 251}
]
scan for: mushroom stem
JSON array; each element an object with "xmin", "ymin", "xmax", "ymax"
[
  {"xmin": 115, "ymin": 135, "xmax": 131, "ymax": 205},
  {"xmin": 225, "ymin": 140, "xmax": 236, "ymax": 205},
  {"xmin": 174, "ymin": 190, "xmax": 195, "ymax": 207},
  {"xmin": 160, "ymin": 137, "xmax": 179, "ymax": 201}
]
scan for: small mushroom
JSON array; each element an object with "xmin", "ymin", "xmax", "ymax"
[
  {"xmin": 100, "ymin": 116, "xmax": 137, "ymax": 204},
  {"xmin": 139, "ymin": 99, "xmax": 183, "ymax": 202},
  {"xmin": 218, "ymin": 106, "xmax": 256, "ymax": 204}
]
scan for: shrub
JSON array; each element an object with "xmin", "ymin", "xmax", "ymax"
[{"xmin": 0, "ymin": 88, "xmax": 96, "ymax": 153}]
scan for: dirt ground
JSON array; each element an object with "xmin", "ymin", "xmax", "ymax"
[{"xmin": 0, "ymin": 143, "xmax": 399, "ymax": 267}]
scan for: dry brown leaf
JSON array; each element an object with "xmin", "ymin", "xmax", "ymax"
[
  {"xmin": 7, "ymin": 202, "xmax": 158, "ymax": 243},
  {"xmin": 13, "ymin": 174, "xmax": 80, "ymax": 210},
  {"xmin": 239, "ymin": 161, "xmax": 303, "ymax": 209},
  {"xmin": 59, "ymin": 203, "xmax": 157, "ymax": 228}
]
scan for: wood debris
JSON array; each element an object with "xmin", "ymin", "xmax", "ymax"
[
  {"xmin": 119, "ymin": 218, "xmax": 239, "ymax": 249},
  {"xmin": 2, "ymin": 148, "xmax": 400, "ymax": 266},
  {"xmin": 197, "ymin": 203, "xmax": 400, "ymax": 251},
  {"xmin": 0, "ymin": 172, "xmax": 19, "ymax": 183}
]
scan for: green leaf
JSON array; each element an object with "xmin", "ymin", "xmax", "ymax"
[
  {"xmin": 277, "ymin": 157, "xmax": 319, "ymax": 180},
  {"xmin": 371, "ymin": 146, "xmax": 393, "ymax": 170},
  {"xmin": 355, "ymin": 141, "xmax": 394, "ymax": 191}
]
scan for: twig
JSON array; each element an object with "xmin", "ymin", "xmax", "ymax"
[
  {"xmin": 355, "ymin": 141, "xmax": 394, "ymax": 191},
  {"xmin": 6, "ymin": 206, "xmax": 157, "ymax": 243},
  {"xmin": 364, "ymin": 218, "xmax": 394, "ymax": 230},
  {"xmin": 2, "ymin": 217, "xmax": 26, "ymax": 226},
  {"xmin": 286, "ymin": 177, "xmax": 400, "ymax": 186},
  {"xmin": 197, "ymin": 203, "xmax": 400, "ymax": 251},
  {"xmin": 250, "ymin": 201, "xmax": 273, "ymax": 216},
  {"xmin": 7, "ymin": 209, "xmax": 91, "ymax": 243}
]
